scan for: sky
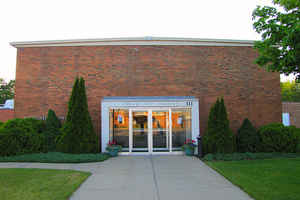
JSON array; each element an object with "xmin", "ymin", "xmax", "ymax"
[{"xmin": 0, "ymin": 0, "xmax": 294, "ymax": 82}]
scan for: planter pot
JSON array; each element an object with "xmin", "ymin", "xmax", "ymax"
[
  {"xmin": 184, "ymin": 148, "xmax": 195, "ymax": 156},
  {"xmin": 106, "ymin": 146, "xmax": 121, "ymax": 157},
  {"xmin": 108, "ymin": 149, "xmax": 119, "ymax": 157}
]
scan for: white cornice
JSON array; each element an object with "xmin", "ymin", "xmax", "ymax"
[{"xmin": 10, "ymin": 36, "xmax": 256, "ymax": 48}]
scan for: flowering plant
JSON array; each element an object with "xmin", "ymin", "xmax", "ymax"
[
  {"xmin": 108, "ymin": 140, "xmax": 117, "ymax": 146},
  {"xmin": 182, "ymin": 139, "xmax": 197, "ymax": 151},
  {"xmin": 106, "ymin": 140, "xmax": 122, "ymax": 152}
]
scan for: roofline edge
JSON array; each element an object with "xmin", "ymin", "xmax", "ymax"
[{"xmin": 10, "ymin": 37, "xmax": 256, "ymax": 48}]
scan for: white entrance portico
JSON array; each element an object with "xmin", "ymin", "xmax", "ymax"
[{"xmin": 101, "ymin": 96, "xmax": 199, "ymax": 154}]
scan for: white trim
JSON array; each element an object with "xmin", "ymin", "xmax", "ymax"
[{"xmin": 10, "ymin": 36, "xmax": 255, "ymax": 48}]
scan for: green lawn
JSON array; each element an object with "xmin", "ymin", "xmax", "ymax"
[
  {"xmin": 0, "ymin": 168, "xmax": 90, "ymax": 200},
  {"xmin": 206, "ymin": 158, "xmax": 300, "ymax": 200}
]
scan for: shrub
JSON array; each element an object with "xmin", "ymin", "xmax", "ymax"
[
  {"xmin": 0, "ymin": 152, "xmax": 110, "ymax": 163},
  {"xmin": 202, "ymin": 98, "xmax": 235, "ymax": 154},
  {"xmin": 57, "ymin": 77, "xmax": 98, "ymax": 153},
  {"xmin": 202, "ymin": 152, "xmax": 300, "ymax": 161},
  {"xmin": 236, "ymin": 118, "xmax": 260, "ymax": 152},
  {"xmin": 258, "ymin": 123, "xmax": 300, "ymax": 153},
  {"xmin": 245, "ymin": 152, "xmax": 256, "ymax": 159},
  {"xmin": 296, "ymin": 143, "xmax": 300, "ymax": 153},
  {"xmin": 203, "ymin": 153, "xmax": 214, "ymax": 161},
  {"xmin": 44, "ymin": 109, "xmax": 62, "ymax": 151},
  {"xmin": 0, "ymin": 118, "xmax": 46, "ymax": 156}
]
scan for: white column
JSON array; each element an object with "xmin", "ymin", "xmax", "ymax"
[
  {"xmin": 166, "ymin": 111, "xmax": 169, "ymax": 149},
  {"xmin": 129, "ymin": 109, "xmax": 133, "ymax": 153},
  {"xmin": 169, "ymin": 108, "xmax": 172, "ymax": 152},
  {"xmin": 192, "ymin": 100, "xmax": 200, "ymax": 145},
  {"xmin": 101, "ymin": 102, "xmax": 110, "ymax": 152},
  {"xmin": 148, "ymin": 109, "xmax": 153, "ymax": 154}
]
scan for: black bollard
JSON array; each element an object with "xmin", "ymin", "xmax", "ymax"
[{"xmin": 197, "ymin": 136, "xmax": 202, "ymax": 158}]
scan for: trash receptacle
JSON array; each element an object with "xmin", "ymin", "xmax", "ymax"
[{"xmin": 197, "ymin": 136, "xmax": 202, "ymax": 158}]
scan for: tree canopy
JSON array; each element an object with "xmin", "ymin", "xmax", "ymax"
[
  {"xmin": 252, "ymin": 0, "xmax": 300, "ymax": 79},
  {"xmin": 281, "ymin": 81, "xmax": 300, "ymax": 102},
  {"xmin": 0, "ymin": 79, "xmax": 15, "ymax": 104}
]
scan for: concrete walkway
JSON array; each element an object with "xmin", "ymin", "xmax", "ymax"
[{"xmin": 0, "ymin": 156, "xmax": 253, "ymax": 200}]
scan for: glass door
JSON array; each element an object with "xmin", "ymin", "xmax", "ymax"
[
  {"xmin": 110, "ymin": 107, "xmax": 193, "ymax": 154},
  {"xmin": 109, "ymin": 109, "xmax": 129, "ymax": 151},
  {"xmin": 132, "ymin": 111, "xmax": 149, "ymax": 152},
  {"xmin": 171, "ymin": 108, "xmax": 192, "ymax": 151},
  {"xmin": 152, "ymin": 111, "xmax": 169, "ymax": 152}
]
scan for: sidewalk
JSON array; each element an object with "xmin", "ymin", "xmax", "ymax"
[{"xmin": 0, "ymin": 156, "xmax": 253, "ymax": 200}]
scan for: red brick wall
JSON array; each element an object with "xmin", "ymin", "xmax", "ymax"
[
  {"xmin": 282, "ymin": 102, "xmax": 300, "ymax": 127},
  {"xmin": 0, "ymin": 109, "xmax": 15, "ymax": 122},
  {"xmin": 15, "ymin": 45, "xmax": 281, "ymax": 137}
]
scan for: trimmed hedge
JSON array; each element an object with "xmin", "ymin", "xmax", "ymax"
[
  {"xmin": 202, "ymin": 98, "xmax": 235, "ymax": 154},
  {"xmin": 0, "ymin": 118, "xmax": 46, "ymax": 156},
  {"xmin": 236, "ymin": 118, "xmax": 260, "ymax": 153},
  {"xmin": 258, "ymin": 123, "xmax": 300, "ymax": 153},
  {"xmin": 202, "ymin": 152, "xmax": 300, "ymax": 161},
  {"xmin": 0, "ymin": 152, "xmax": 110, "ymax": 163}
]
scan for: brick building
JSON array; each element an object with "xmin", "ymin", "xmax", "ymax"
[
  {"xmin": 10, "ymin": 37, "xmax": 281, "ymax": 153},
  {"xmin": 0, "ymin": 100, "xmax": 15, "ymax": 122},
  {"xmin": 282, "ymin": 102, "xmax": 300, "ymax": 128}
]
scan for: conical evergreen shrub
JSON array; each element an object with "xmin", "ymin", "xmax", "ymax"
[
  {"xmin": 203, "ymin": 97, "xmax": 235, "ymax": 154},
  {"xmin": 44, "ymin": 109, "xmax": 61, "ymax": 151},
  {"xmin": 57, "ymin": 77, "xmax": 98, "ymax": 153},
  {"xmin": 236, "ymin": 118, "xmax": 259, "ymax": 153}
]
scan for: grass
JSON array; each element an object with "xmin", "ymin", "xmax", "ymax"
[
  {"xmin": 0, "ymin": 168, "xmax": 90, "ymax": 200},
  {"xmin": 206, "ymin": 158, "xmax": 300, "ymax": 200},
  {"xmin": 0, "ymin": 152, "xmax": 110, "ymax": 163}
]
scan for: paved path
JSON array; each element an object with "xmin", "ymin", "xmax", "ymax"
[{"xmin": 0, "ymin": 156, "xmax": 253, "ymax": 200}]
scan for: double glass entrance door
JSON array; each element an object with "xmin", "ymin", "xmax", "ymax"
[
  {"xmin": 109, "ymin": 107, "xmax": 192, "ymax": 154},
  {"xmin": 132, "ymin": 110, "xmax": 170, "ymax": 152}
]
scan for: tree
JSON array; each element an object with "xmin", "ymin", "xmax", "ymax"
[
  {"xmin": 236, "ymin": 118, "xmax": 260, "ymax": 153},
  {"xmin": 202, "ymin": 98, "xmax": 235, "ymax": 154},
  {"xmin": 252, "ymin": 0, "xmax": 300, "ymax": 79},
  {"xmin": 44, "ymin": 109, "xmax": 62, "ymax": 151},
  {"xmin": 0, "ymin": 79, "xmax": 15, "ymax": 104},
  {"xmin": 57, "ymin": 77, "xmax": 98, "ymax": 153},
  {"xmin": 281, "ymin": 81, "xmax": 300, "ymax": 101}
]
